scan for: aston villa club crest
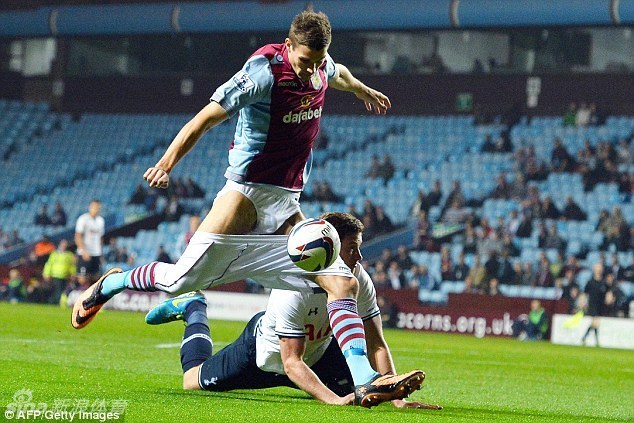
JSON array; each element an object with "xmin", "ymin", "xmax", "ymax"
[{"xmin": 310, "ymin": 72, "xmax": 322, "ymax": 90}]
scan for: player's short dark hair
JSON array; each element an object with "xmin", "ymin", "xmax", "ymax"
[
  {"xmin": 320, "ymin": 212, "xmax": 364, "ymax": 239},
  {"xmin": 289, "ymin": 11, "xmax": 331, "ymax": 51}
]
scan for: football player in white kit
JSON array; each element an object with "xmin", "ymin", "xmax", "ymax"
[
  {"xmin": 145, "ymin": 213, "xmax": 441, "ymax": 409},
  {"xmin": 71, "ymin": 11, "xmax": 423, "ymax": 406}
]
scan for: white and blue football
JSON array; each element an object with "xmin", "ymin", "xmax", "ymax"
[{"xmin": 287, "ymin": 218, "xmax": 341, "ymax": 271}]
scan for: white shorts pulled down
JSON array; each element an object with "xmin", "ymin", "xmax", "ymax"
[
  {"xmin": 215, "ymin": 180, "xmax": 301, "ymax": 234},
  {"xmin": 153, "ymin": 232, "xmax": 353, "ymax": 295}
]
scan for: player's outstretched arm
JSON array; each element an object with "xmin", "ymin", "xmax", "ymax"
[
  {"xmin": 329, "ymin": 63, "xmax": 391, "ymax": 115},
  {"xmin": 280, "ymin": 337, "xmax": 354, "ymax": 405},
  {"xmin": 364, "ymin": 315, "xmax": 442, "ymax": 410},
  {"xmin": 144, "ymin": 102, "xmax": 229, "ymax": 188}
]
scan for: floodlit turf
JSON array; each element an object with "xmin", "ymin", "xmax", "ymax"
[{"xmin": 0, "ymin": 303, "xmax": 633, "ymax": 422}]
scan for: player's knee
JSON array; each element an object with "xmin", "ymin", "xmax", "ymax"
[
  {"xmin": 318, "ymin": 275, "xmax": 359, "ymax": 299},
  {"xmin": 183, "ymin": 366, "xmax": 201, "ymax": 390},
  {"xmin": 161, "ymin": 277, "xmax": 190, "ymax": 295}
]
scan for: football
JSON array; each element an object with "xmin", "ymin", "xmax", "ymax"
[{"xmin": 287, "ymin": 218, "xmax": 341, "ymax": 271}]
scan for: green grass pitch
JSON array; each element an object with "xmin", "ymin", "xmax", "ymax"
[{"xmin": 1, "ymin": 303, "xmax": 632, "ymax": 422}]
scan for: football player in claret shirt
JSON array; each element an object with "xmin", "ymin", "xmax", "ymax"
[{"xmin": 72, "ymin": 10, "xmax": 423, "ymax": 406}]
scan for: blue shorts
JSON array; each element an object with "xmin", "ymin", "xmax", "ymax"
[{"xmin": 199, "ymin": 312, "xmax": 354, "ymax": 396}]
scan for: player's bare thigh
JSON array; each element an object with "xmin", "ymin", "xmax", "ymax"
[
  {"xmin": 199, "ymin": 190, "xmax": 258, "ymax": 234},
  {"xmin": 273, "ymin": 211, "xmax": 306, "ymax": 235}
]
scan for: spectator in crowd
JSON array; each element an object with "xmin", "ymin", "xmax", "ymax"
[
  {"xmin": 607, "ymin": 253, "xmax": 625, "ymax": 281},
  {"xmin": 509, "ymin": 262, "xmax": 524, "ymax": 285},
  {"xmin": 370, "ymin": 261, "xmax": 389, "ymax": 288},
  {"xmin": 313, "ymin": 181, "xmax": 343, "ymax": 203},
  {"xmin": 513, "ymin": 299, "xmax": 549, "ymax": 341},
  {"xmin": 361, "ymin": 199, "xmax": 377, "ymax": 228},
  {"xmin": 549, "ymin": 251, "xmax": 565, "ymax": 280},
  {"xmin": 563, "ymin": 102, "xmax": 576, "ymax": 126},
  {"xmin": 50, "ymin": 201, "xmax": 67, "ymax": 227},
  {"xmin": 506, "ymin": 209, "xmax": 521, "ymax": 236},
  {"xmin": 34, "ymin": 204, "xmax": 51, "ymax": 226},
  {"xmin": 386, "ymin": 261, "xmax": 406, "ymax": 290},
  {"xmin": 452, "ymin": 252, "xmax": 470, "ymax": 281},
  {"xmin": 443, "ymin": 180, "xmax": 465, "ymax": 211},
  {"xmin": 374, "ymin": 206, "xmax": 394, "ymax": 234},
  {"xmin": 616, "ymin": 138, "xmax": 633, "ymax": 165},
  {"xmin": 575, "ymin": 102, "xmax": 591, "ymax": 127},
  {"xmin": 561, "ymin": 196, "xmax": 587, "ymax": 221},
  {"xmin": 394, "ymin": 245, "xmax": 414, "ymax": 271},
  {"xmin": 486, "ymin": 278, "xmax": 501, "ymax": 296},
  {"xmin": 603, "ymin": 273, "xmax": 627, "ymax": 317},
  {"xmin": 156, "ymin": 245, "xmax": 173, "ymax": 264},
  {"xmin": 129, "ymin": 183, "xmax": 148, "ymax": 205},
  {"xmin": 623, "ymin": 255, "xmax": 634, "ymax": 282},
  {"xmin": 416, "ymin": 265, "xmax": 438, "ymax": 291},
  {"xmin": 413, "ymin": 210, "xmax": 432, "ymax": 250},
  {"xmin": 366, "ymin": 154, "xmax": 382, "ymax": 179},
  {"xmin": 510, "ymin": 173, "xmax": 529, "ymax": 201},
  {"xmin": 562, "ymin": 255, "xmax": 582, "ymax": 279},
  {"xmin": 465, "ymin": 255, "xmax": 486, "ymax": 293},
  {"xmin": 501, "ymin": 233, "xmax": 520, "ymax": 257},
  {"xmin": 489, "ymin": 173, "xmax": 511, "ymax": 199},
  {"xmin": 378, "ymin": 153, "xmax": 396, "ymax": 184},
  {"xmin": 440, "ymin": 246, "xmax": 453, "ymax": 281},
  {"xmin": 515, "ymin": 210, "xmax": 533, "ymax": 238},
  {"xmin": 540, "ymin": 196, "xmax": 560, "ymax": 220},
  {"xmin": 164, "ymin": 195, "xmax": 185, "ymax": 222},
  {"xmin": 481, "ymin": 134, "xmax": 496, "ymax": 153},
  {"xmin": 411, "ymin": 189, "xmax": 432, "ymax": 217},
  {"xmin": 484, "ymin": 251, "xmax": 500, "ymax": 283},
  {"xmin": 462, "ymin": 222, "xmax": 478, "ymax": 254},
  {"xmin": 497, "ymin": 250, "xmax": 515, "ymax": 284},
  {"xmin": 521, "ymin": 262, "xmax": 534, "ymax": 286},
  {"xmin": 523, "ymin": 148, "xmax": 549, "ymax": 181},
  {"xmin": 427, "ymin": 180, "xmax": 443, "ymax": 207},
  {"xmin": 4, "ymin": 268, "xmax": 26, "ymax": 303},
  {"xmin": 532, "ymin": 255, "xmax": 554, "ymax": 287},
  {"xmin": 551, "ymin": 137, "xmax": 575, "ymax": 172},
  {"xmin": 543, "ymin": 224, "xmax": 566, "ymax": 252},
  {"xmin": 603, "ymin": 206, "xmax": 629, "ymax": 251},
  {"xmin": 183, "ymin": 176, "xmax": 205, "ymax": 198},
  {"xmin": 42, "ymin": 239, "xmax": 76, "ymax": 305}
]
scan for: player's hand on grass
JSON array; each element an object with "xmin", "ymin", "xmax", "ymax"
[
  {"xmin": 144, "ymin": 166, "xmax": 170, "ymax": 189},
  {"xmin": 354, "ymin": 87, "xmax": 391, "ymax": 115},
  {"xmin": 391, "ymin": 399, "xmax": 443, "ymax": 410}
]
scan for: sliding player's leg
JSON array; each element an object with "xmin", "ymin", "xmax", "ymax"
[{"xmin": 71, "ymin": 190, "xmax": 259, "ymax": 329}]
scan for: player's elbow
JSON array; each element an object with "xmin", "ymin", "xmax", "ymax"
[{"xmin": 282, "ymin": 359, "xmax": 302, "ymax": 381}]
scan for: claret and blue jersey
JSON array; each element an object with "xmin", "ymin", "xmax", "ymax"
[{"xmin": 210, "ymin": 43, "xmax": 337, "ymax": 191}]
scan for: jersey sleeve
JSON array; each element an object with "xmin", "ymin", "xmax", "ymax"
[
  {"xmin": 210, "ymin": 54, "xmax": 273, "ymax": 117},
  {"xmin": 269, "ymin": 290, "xmax": 307, "ymax": 338},
  {"xmin": 74, "ymin": 214, "xmax": 85, "ymax": 234},
  {"xmin": 355, "ymin": 264, "xmax": 381, "ymax": 321},
  {"xmin": 324, "ymin": 52, "xmax": 337, "ymax": 81}
]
